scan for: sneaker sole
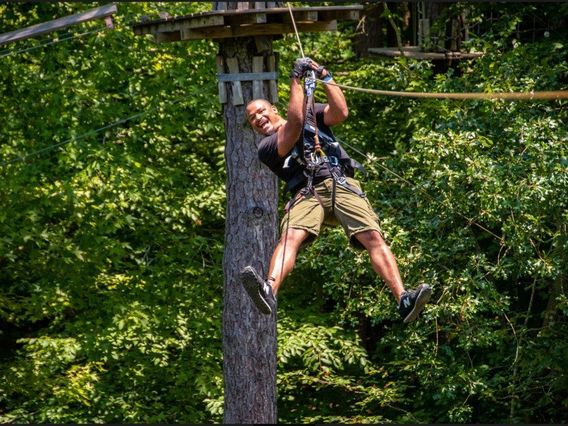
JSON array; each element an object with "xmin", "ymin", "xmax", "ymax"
[
  {"xmin": 240, "ymin": 266, "xmax": 272, "ymax": 315},
  {"xmin": 403, "ymin": 285, "xmax": 432, "ymax": 324}
]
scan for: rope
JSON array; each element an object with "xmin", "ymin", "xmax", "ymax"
[
  {"xmin": 319, "ymin": 80, "xmax": 568, "ymax": 101},
  {"xmin": 272, "ymin": 3, "xmax": 303, "ymax": 290},
  {"xmin": 285, "ymin": 2, "xmax": 566, "ymax": 101},
  {"xmin": 287, "ymin": 2, "xmax": 305, "ymax": 58}
]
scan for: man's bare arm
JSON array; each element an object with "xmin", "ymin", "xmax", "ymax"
[
  {"xmin": 309, "ymin": 60, "xmax": 348, "ymax": 127},
  {"xmin": 321, "ymin": 81, "xmax": 348, "ymax": 127},
  {"xmin": 277, "ymin": 77, "xmax": 304, "ymax": 157}
]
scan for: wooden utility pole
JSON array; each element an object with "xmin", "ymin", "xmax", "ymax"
[
  {"xmin": 217, "ymin": 25, "xmax": 280, "ymax": 425},
  {"xmin": 133, "ymin": 3, "xmax": 361, "ymax": 423}
]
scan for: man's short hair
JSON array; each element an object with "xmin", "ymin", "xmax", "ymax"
[{"xmin": 245, "ymin": 98, "xmax": 273, "ymax": 110}]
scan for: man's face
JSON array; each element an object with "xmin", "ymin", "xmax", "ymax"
[{"xmin": 246, "ymin": 100, "xmax": 280, "ymax": 136}]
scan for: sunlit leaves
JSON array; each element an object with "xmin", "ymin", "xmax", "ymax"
[
  {"xmin": 0, "ymin": 2, "xmax": 224, "ymax": 424},
  {"xmin": 0, "ymin": 2, "xmax": 567, "ymax": 424}
]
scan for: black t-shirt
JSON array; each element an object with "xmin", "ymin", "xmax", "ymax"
[{"xmin": 258, "ymin": 108, "xmax": 353, "ymax": 194}]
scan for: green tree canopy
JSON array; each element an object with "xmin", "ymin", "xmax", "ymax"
[{"xmin": 0, "ymin": 2, "xmax": 566, "ymax": 423}]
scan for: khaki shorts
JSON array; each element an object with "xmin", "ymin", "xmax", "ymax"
[{"xmin": 281, "ymin": 177, "xmax": 382, "ymax": 249}]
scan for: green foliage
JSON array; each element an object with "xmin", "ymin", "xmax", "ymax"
[
  {"xmin": 275, "ymin": 4, "xmax": 567, "ymax": 424},
  {"xmin": 0, "ymin": 2, "xmax": 567, "ymax": 425},
  {"xmin": 0, "ymin": 2, "xmax": 224, "ymax": 423}
]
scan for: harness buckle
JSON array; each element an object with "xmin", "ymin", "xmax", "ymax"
[
  {"xmin": 330, "ymin": 169, "xmax": 347, "ymax": 185},
  {"xmin": 309, "ymin": 152, "xmax": 324, "ymax": 165}
]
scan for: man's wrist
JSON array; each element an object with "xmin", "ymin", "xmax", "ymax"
[{"xmin": 320, "ymin": 67, "xmax": 333, "ymax": 83}]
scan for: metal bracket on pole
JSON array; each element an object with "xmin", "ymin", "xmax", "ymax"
[{"xmin": 216, "ymin": 72, "xmax": 278, "ymax": 82}]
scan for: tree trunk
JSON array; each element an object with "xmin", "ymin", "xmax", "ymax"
[
  {"xmin": 353, "ymin": 3, "xmax": 385, "ymax": 57},
  {"xmin": 220, "ymin": 36, "xmax": 279, "ymax": 424}
]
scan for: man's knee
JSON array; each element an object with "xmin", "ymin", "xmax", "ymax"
[
  {"xmin": 354, "ymin": 230, "xmax": 386, "ymax": 250},
  {"xmin": 281, "ymin": 228, "xmax": 310, "ymax": 248}
]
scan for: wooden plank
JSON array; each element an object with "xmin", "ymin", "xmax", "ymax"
[
  {"xmin": 139, "ymin": 16, "xmax": 225, "ymax": 39},
  {"xmin": 181, "ymin": 21, "xmax": 337, "ymax": 40},
  {"xmin": 226, "ymin": 57, "xmax": 244, "ymax": 106},
  {"xmin": 418, "ymin": 19, "xmax": 430, "ymax": 47},
  {"xmin": 267, "ymin": 54, "xmax": 278, "ymax": 104},
  {"xmin": 186, "ymin": 14, "xmax": 225, "ymax": 29},
  {"xmin": 282, "ymin": 11, "xmax": 318, "ymax": 23},
  {"xmin": 368, "ymin": 47, "xmax": 483, "ymax": 60},
  {"xmin": 216, "ymin": 55, "xmax": 228, "ymax": 104},
  {"xmin": 255, "ymin": 35, "xmax": 272, "ymax": 54},
  {"xmin": 319, "ymin": 9, "xmax": 360, "ymax": 21},
  {"xmin": 156, "ymin": 31, "xmax": 181, "ymax": 43},
  {"xmin": 252, "ymin": 56, "xmax": 264, "ymax": 100},
  {"xmin": 228, "ymin": 13, "xmax": 267, "ymax": 26},
  {"xmin": 0, "ymin": 3, "xmax": 117, "ymax": 46},
  {"xmin": 133, "ymin": 5, "xmax": 362, "ymax": 30},
  {"xmin": 104, "ymin": 16, "xmax": 114, "ymax": 29},
  {"xmin": 217, "ymin": 72, "xmax": 277, "ymax": 82},
  {"xmin": 156, "ymin": 15, "xmax": 226, "ymax": 36},
  {"xmin": 266, "ymin": 5, "xmax": 363, "ymax": 15},
  {"xmin": 154, "ymin": 21, "xmax": 177, "ymax": 32}
]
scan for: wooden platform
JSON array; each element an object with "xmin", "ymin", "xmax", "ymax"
[
  {"xmin": 369, "ymin": 46, "xmax": 483, "ymax": 61},
  {"xmin": 132, "ymin": 5, "xmax": 362, "ymax": 42}
]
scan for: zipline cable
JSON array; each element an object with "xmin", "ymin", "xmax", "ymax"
[
  {"xmin": 319, "ymin": 80, "xmax": 568, "ymax": 101},
  {"xmin": 1, "ymin": 97, "xmax": 185, "ymax": 167},
  {"xmin": 0, "ymin": 27, "xmax": 107, "ymax": 59},
  {"xmin": 287, "ymin": 2, "xmax": 305, "ymax": 59}
]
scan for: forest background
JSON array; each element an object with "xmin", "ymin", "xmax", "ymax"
[{"xmin": 0, "ymin": 1, "xmax": 566, "ymax": 424}]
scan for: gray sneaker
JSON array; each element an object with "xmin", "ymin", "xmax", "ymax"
[
  {"xmin": 240, "ymin": 266, "xmax": 275, "ymax": 315},
  {"xmin": 398, "ymin": 284, "xmax": 432, "ymax": 323}
]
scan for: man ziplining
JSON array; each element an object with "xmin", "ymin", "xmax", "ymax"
[{"xmin": 241, "ymin": 57, "xmax": 431, "ymax": 323}]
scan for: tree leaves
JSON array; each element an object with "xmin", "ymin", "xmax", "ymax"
[
  {"xmin": 0, "ymin": 2, "xmax": 224, "ymax": 423},
  {"xmin": 0, "ymin": 2, "xmax": 567, "ymax": 424}
]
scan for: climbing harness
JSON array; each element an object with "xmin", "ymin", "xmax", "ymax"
[
  {"xmin": 276, "ymin": 57, "xmax": 370, "ymax": 287},
  {"xmin": 283, "ymin": 63, "xmax": 367, "ymax": 218}
]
